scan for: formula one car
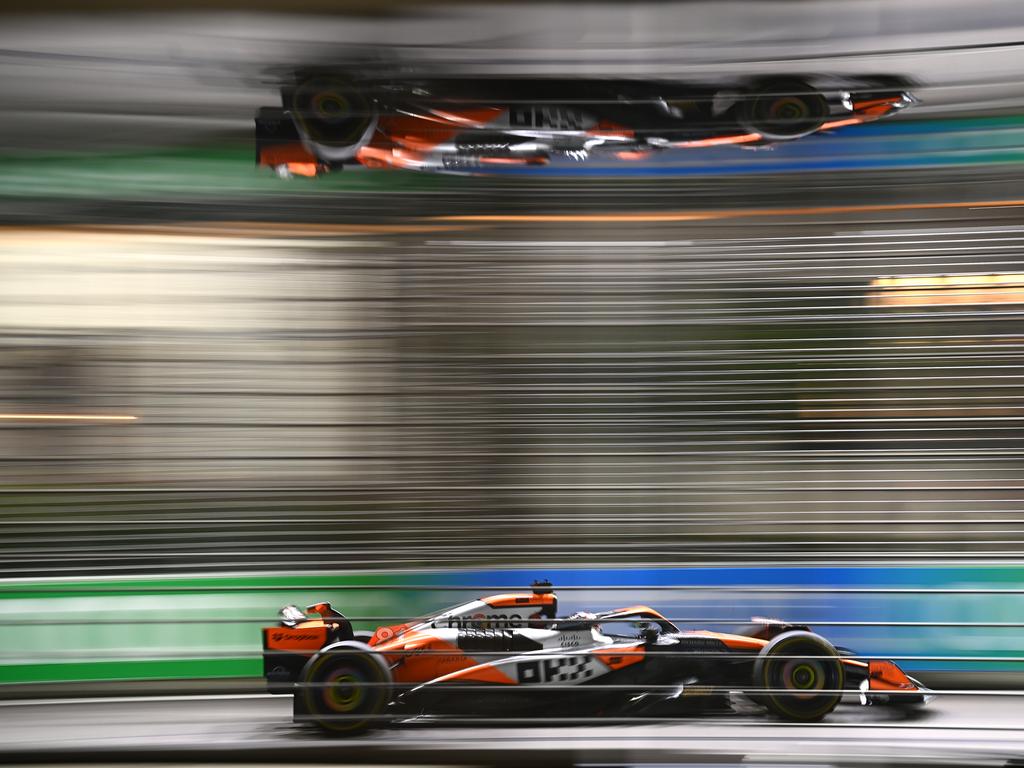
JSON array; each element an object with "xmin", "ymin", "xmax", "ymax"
[
  {"xmin": 262, "ymin": 581, "xmax": 931, "ymax": 734},
  {"xmin": 256, "ymin": 73, "xmax": 913, "ymax": 175}
]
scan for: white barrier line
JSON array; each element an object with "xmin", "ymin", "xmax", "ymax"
[{"xmin": 0, "ymin": 693, "xmax": 275, "ymax": 707}]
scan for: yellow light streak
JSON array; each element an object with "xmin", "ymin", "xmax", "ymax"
[
  {"xmin": 431, "ymin": 198, "xmax": 1024, "ymax": 223},
  {"xmin": 868, "ymin": 273, "xmax": 1024, "ymax": 307},
  {"xmin": 0, "ymin": 413, "xmax": 138, "ymax": 422}
]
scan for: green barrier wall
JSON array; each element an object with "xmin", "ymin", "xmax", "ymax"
[{"xmin": 2, "ymin": 566, "xmax": 1023, "ymax": 685}]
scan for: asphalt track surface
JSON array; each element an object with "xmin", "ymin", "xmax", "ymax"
[{"xmin": 1, "ymin": 693, "xmax": 1023, "ymax": 766}]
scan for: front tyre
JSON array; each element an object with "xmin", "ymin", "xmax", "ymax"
[
  {"xmin": 737, "ymin": 81, "xmax": 828, "ymax": 141},
  {"xmin": 753, "ymin": 631, "xmax": 844, "ymax": 721},
  {"xmin": 297, "ymin": 641, "xmax": 393, "ymax": 735}
]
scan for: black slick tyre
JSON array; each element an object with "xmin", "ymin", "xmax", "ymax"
[
  {"xmin": 737, "ymin": 80, "xmax": 828, "ymax": 141},
  {"xmin": 753, "ymin": 630, "xmax": 844, "ymax": 722},
  {"xmin": 290, "ymin": 76, "xmax": 375, "ymax": 151},
  {"xmin": 297, "ymin": 640, "xmax": 392, "ymax": 735}
]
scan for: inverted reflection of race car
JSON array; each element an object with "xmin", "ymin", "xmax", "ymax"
[
  {"xmin": 262, "ymin": 581, "xmax": 932, "ymax": 734},
  {"xmin": 256, "ymin": 73, "xmax": 913, "ymax": 175}
]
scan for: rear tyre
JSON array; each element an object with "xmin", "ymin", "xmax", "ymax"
[
  {"xmin": 753, "ymin": 631, "xmax": 844, "ymax": 721},
  {"xmin": 737, "ymin": 80, "xmax": 828, "ymax": 141},
  {"xmin": 290, "ymin": 75, "xmax": 377, "ymax": 160},
  {"xmin": 297, "ymin": 641, "xmax": 393, "ymax": 734}
]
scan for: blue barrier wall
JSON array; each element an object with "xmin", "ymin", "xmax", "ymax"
[{"xmin": 487, "ymin": 116, "xmax": 1024, "ymax": 176}]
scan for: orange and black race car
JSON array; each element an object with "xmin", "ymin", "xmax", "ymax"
[
  {"xmin": 262, "ymin": 581, "xmax": 931, "ymax": 734},
  {"xmin": 255, "ymin": 72, "xmax": 914, "ymax": 175}
]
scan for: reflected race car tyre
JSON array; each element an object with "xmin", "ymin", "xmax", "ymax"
[
  {"xmin": 298, "ymin": 640, "xmax": 393, "ymax": 734},
  {"xmin": 753, "ymin": 630, "xmax": 844, "ymax": 721},
  {"xmin": 291, "ymin": 76, "xmax": 377, "ymax": 153},
  {"xmin": 737, "ymin": 80, "xmax": 828, "ymax": 141}
]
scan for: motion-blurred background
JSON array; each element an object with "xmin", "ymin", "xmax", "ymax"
[{"xmin": 2, "ymin": 1, "xmax": 1024, "ymax": 764}]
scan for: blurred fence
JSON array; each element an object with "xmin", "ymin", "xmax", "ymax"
[{"xmin": 4, "ymin": 222, "xmax": 1024, "ymax": 570}]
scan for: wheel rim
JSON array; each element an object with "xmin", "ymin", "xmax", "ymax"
[
  {"xmin": 764, "ymin": 96, "xmax": 810, "ymax": 124},
  {"xmin": 313, "ymin": 92, "xmax": 352, "ymax": 123},
  {"xmin": 780, "ymin": 659, "xmax": 826, "ymax": 699},
  {"xmin": 323, "ymin": 669, "xmax": 364, "ymax": 713}
]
